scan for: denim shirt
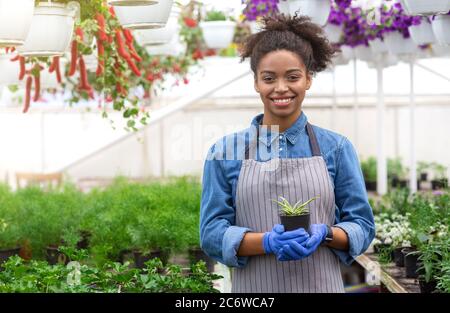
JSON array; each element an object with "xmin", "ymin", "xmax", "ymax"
[{"xmin": 200, "ymin": 112, "xmax": 375, "ymax": 268}]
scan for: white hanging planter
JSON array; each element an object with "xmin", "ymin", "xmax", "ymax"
[
  {"xmin": 107, "ymin": 0, "xmax": 158, "ymax": 5},
  {"xmin": 323, "ymin": 23, "xmax": 342, "ymax": 43},
  {"xmin": 354, "ymin": 45, "xmax": 373, "ymax": 61},
  {"xmin": 409, "ymin": 18, "xmax": 436, "ymax": 45},
  {"xmin": 0, "ymin": 53, "xmax": 20, "ymax": 86},
  {"xmin": 432, "ymin": 15, "xmax": 450, "ymax": 45},
  {"xmin": 432, "ymin": 44, "xmax": 450, "ymax": 57},
  {"xmin": 384, "ymin": 32, "xmax": 418, "ymax": 55},
  {"xmin": 249, "ymin": 21, "xmax": 263, "ymax": 34},
  {"xmin": 0, "ymin": 0, "xmax": 35, "ymax": 47},
  {"xmin": 401, "ymin": 0, "xmax": 450, "ymax": 16},
  {"xmin": 340, "ymin": 45, "xmax": 355, "ymax": 60},
  {"xmin": 134, "ymin": 8, "xmax": 179, "ymax": 46},
  {"xmin": 17, "ymin": 2, "xmax": 77, "ymax": 57},
  {"xmin": 288, "ymin": 0, "xmax": 331, "ymax": 26},
  {"xmin": 114, "ymin": 0, "xmax": 173, "ymax": 30},
  {"xmin": 277, "ymin": 0, "xmax": 290, "ymax": 15},
  {"xmin": 369, "ymin": 38, "xmax": 389, "ymax": 54},
  {"xmin": 199, "ymin": 21, "xmax": 236, "ymax": 49},
  {"xmin": 145, "ymin": 35, "xmax": 186, "ymax": 56}
]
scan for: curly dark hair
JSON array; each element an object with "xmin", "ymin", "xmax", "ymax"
[{"xmin": 240, "ymin": 14, "xmax": 338, "ymax": 76}]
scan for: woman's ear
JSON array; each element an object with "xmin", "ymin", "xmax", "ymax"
[
  {"xmin": 254, "ymin": 77, "xmax": 260, "ymax": 93},
  {"xmin": 306, "ymin": 72, "xmax": 313, "ymax": 90}
]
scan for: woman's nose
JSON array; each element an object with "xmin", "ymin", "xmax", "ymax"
[{"xmin": 274, "ymin": 80, "xmax": 288, "ymax": 93}]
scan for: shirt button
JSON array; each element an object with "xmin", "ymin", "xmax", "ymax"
[
  {"xmin": 279, "ymin": 148, "xmax": 283, "ymax": 151},
  {"xmin": 279, "ymin": 135, "xmax": 283, "ymax": 139}
]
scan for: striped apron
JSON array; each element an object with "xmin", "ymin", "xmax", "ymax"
[{"xmin": 231, "ymin": 123, "xmax": 345, "ymax": 293}]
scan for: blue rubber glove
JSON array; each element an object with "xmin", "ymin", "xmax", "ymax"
[
  {"xmin": 276, "ymin": 224, "xmax": 328, "ymax": 261},
  {"xmin": 262, "ymin": 224, "xmax": 310, "ymax": 255}
]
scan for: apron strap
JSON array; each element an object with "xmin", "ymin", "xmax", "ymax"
[
  {"xmin": 244, "ymin": 121, "xmax": 322, "ymax": 159},
  {"xmin": 306, "ymin": 122, "xmax": 322, "ymax": 157}
]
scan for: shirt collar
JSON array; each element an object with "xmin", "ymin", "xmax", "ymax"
[{"xmin": 250, "ymin": 112, "xmax": 308, "ymax": 147}]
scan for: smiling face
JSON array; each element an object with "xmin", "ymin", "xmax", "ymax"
[{"xmin": 254, "ymin": 49, "xmax": 312, "ymax": 128}]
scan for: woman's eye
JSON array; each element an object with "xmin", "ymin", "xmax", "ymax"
[
  {"xmin": 263, "ymin": 77, "xmax": 274, "ymax": 82},
  {"xmin": 288, "ymin": 76, "xmax": 299, "ymax": 80}
]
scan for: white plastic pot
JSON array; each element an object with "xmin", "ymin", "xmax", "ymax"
[
  {"xmin": 107, "ymin": 0, "xmax": 158, "ymax": 5},
  {"xmin": 277, "ymin": 0, "xmax": 290, "ymax": 15},
  {"xmin": 145, "ymin": 34, "xmax": 186, "ymax": 56},
  {"xmin": 323, "ymin": 23, "xmax": 342, "ymax": 43},
  {"xmin": 0, "ymin": 0, "xmax": 35, "ymax": 47},
  {"xmin": 249, "ymin": 21, "xmax": 262, "ymax": 34},
  {"xmin": 0, "ymin": 53, "xmax": 20, "ymax": 86},
  {"xmin": 401, "ymin": 0, "xmax": 450, "ymax": 16},
  {"xmin": 432, "ymin": 44, "xmax": 450, "ymax": 57},
  {"xmin": 384, "ymin": 32, "xmax": 418, "ymax": 55},
  {"xmin": 369, "ymin": 38, "xmax": 389, "ymax": 54},
  {"xmin": 114, "ymin": 0, "xmax": 173, "ymax": 29},
  {"xmin": 288, "ymin": 0, "xmax": 331, "ymax": 26},
  {"xmin": 199, "ymin": 21, "xmax": 236, "ymax": 49},
  {"xmin": 17, "ymin": 2, "xmax": 77, "ymax": 57},
  {"xmin": 134, "ymin": 9, "xmax": 179, "ymax": 46},
  {"xmin": 409, "ymin": 18, "xmax": 436, "ymax": 45},
  {"xmin": 354, "ymin": 45, "xmax": 373, "ymax": 61},
  {"xmin": 432, "ymin": 15, "xmax": 450, "ymax": 45},
  {"xmin": 340, "ymin": 45, "xmax": 355, "ymax": 60}
]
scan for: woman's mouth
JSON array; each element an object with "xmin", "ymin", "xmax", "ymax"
[{"xmin": 270, "ymin": 97, "xmax": 295, "ymax": 107}]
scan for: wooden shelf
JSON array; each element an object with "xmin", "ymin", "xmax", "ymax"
[{"xmin": 356, "ymin": 253, "xmax": 420, "ymax": 293}]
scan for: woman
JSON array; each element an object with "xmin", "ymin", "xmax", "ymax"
[{"xmin": 200, "ymin": 14, "xmax": 375, "ymax": 293}]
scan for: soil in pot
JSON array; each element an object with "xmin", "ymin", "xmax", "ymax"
[
  {"xmin": 420, "ymin": 173, "xmax": 428, "ymax": 181},
  {"xmin": 403, "ymin": 248, "xmax": 420, "ymax": 279},
  {"xmin": 280, "ymin": 213, "xmax": 310, "ymax": 232},
  {"xmin": 365, "ymin": 181, "xmax": 377, "ymax": 191},
  {"xmin": 419, "ymin": 278, "xmax": 438, "ymax": 293},
  {"xmin": 188, "ymin": 247, "xmax": 216, "ymax": 273},
  {"xmin": 0, "ymin": 247, "xmax": 21, "ymax": 265},
  {"xmin": 393, "ymin": 247, "xmax": 406, "ymax": 267},
  {"xmin": 46, "ymin": 245, "xmax": 69, "ymax": 265},
  {"xmin": 133, "ymin": 249, "xmax": 169, "ymax": 269}
]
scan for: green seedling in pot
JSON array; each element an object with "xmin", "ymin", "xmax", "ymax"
[{"xmin": 274, "ymin": 196, "xmax": 319, "ymax": 216}]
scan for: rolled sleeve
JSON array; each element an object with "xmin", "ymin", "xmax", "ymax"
[
  {"xmin": 222, "ymin": 226, "xmax": 252, "ymax": 268},
  {"xmin": 332, "ymin": 137, "xmax": 376, "ymax": 266}
]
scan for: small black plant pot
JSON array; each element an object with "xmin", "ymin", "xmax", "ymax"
[
  {"xmin": 402, "ymin": 248, "xmax": 420, "ymax": 279},
  {"xmin": 188, "ymin": 247, "xmax": 216, "ymax": 273},
  {"xmin": 393, "ymin": 247, "xmax": 406, "ymax": 267},
  {"xmin": 46, "ymin": 246, "xmax": 69, "ymax": 265},
  {"xmin": 280, "ymin": 213, "xmax": 310, "ymax": 232},
  {"xmin": 420, "ymin": 173, "xmax": 428, "ymax": 182},
  {"xmin": 431, "ymin": 179, "xmax": 448, "ymax": 190},
  {"xmin": 133, "ymin": 249, "xmax": 169, "ymax": 270},
  {"xmin": 365, "ymin": 181, "xmax": 377, "ymax": 191},
  {"xmin": 0, "ymin": 247, "xmax": 21, "ymax": 265},
  {"xmin": 419, "ymin": 279, "xmax": 438, "ymax": 294},
  {"xmin": 76, "ymin": 230, "xmax": 92, "ymax": 250}
]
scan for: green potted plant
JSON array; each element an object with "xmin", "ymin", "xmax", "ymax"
[
  {"xmin": 275, "ymin": 196, "xmax": 318, "ymax": 232},
  {"xmin": 388, "ymin": 157, "xmax": 407, "ymax": 189},
  {"xmin": 417, "ymin": 161, "xmax": 430, "ymax": 182},
  {"xmin": 199, "ymin": 9, "xmax": 236, "ymax": 49},
  {"xmin": 0, "ymin": 184, "xmax": 22, "ymax": 264},
  {"xmin": 361, "ymin": 157, "xmax": 377, "ymax": 191}
]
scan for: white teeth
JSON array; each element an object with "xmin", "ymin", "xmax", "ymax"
[{"xmin": 273, "ymin": 98, "xmax": 292, "ymax": 104}]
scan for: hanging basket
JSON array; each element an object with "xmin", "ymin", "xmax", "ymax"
[
  {"xmin": 432, "ymin": 44, "xmax": 450, "ymax": 57},
  {"xmin": 340, "ymin": 45, "xmax": 355, "ymax": 60},
  {"xmin": 17, "ymin": 2, "xmax": 77, "ymax": 57},
  {"xmin": 354, "ymin": 45, "xmax": 373, "ymax": 62},
  {"xmin": 409, "ymin": 18, "xmax": 436, "ymax": 45},
  {"xmin": 401, "ymin": 0, "xmax": 450, "ymax": 16},
  {"xmin": 432, "ymin": 15, "xmax": 450, "ymax": 45},
  {"xmin": 114, "ymin": 0, "xmax": 173, "ymax": 30},
  {"xmin": 145, "ymin": 35, "xmax": 186, "ymax": 56},
  {"xmin": 107, "ymin": 0, "xmax": 158, "ymax": 5},
  {"xmin": 0, "ymin": 53, "xmax": 20, "ymax": 86},
  {"xmin": 0, "ymin": 0, "xmax": 35, "ymax": 47},
  {"xmin": 199, "ymin": 21, "xmax": 236, "ymax": 49},
  {"xmin": 323, "ymin": 23, "xmax": 342, "ymax": 44},
  {"xmin": 134, "ymin": 8, "xmax": 179, "ymax": 46},
  {"xmin": 369, "ymin": 38, "xmax": 389, "ymax": 54},
  {"xmin": 277, "ymin": 0, "xmax": 290, "ymax": 15},
  {"xmin": 384, "ymin": 32, "xmax": 418, "ymax": 55},
  {"xmin": 288, "ymin": 0, "xmax": 331, "ymax": 26}
]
